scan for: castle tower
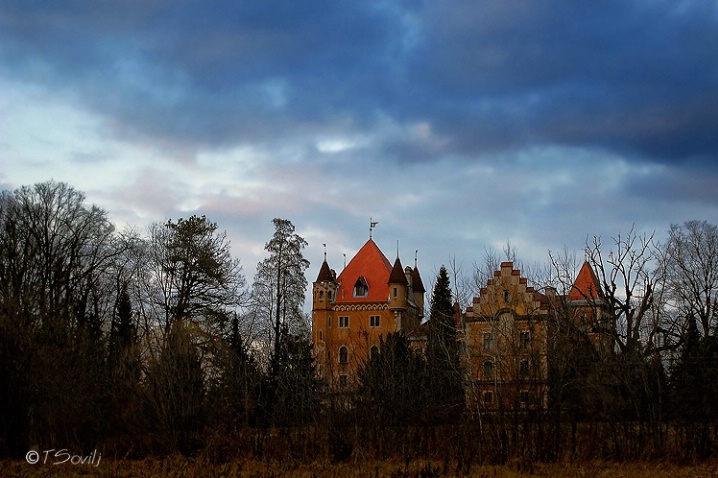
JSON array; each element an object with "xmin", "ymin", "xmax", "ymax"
[
  {"xmin": 312, "ymin": 259, "xmax": 336, "ymax": 311},
  {"xmin": 312, "ymin": 259, "xmax": 337, "ymax": 380},
  {"xmin": 388, "ymin": 257, "xmax": 408, "ymax": 330}
]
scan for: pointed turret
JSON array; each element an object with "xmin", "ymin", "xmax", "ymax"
[
  {"xmin": 388, "ymin": 256, "xmax": 408, "ymax": 312},
  {"xmin": 316, "ymin": 260, "xmax": 334, "ymax": 282},
  {"xmin": 568, "ymin": 261, "xmax": 603, "ymax": 301},
  {"xmin": 313, "ymin": 259, "xmax": 336, "ymax": 310},
  {"xmin": 411, "ymin": 266, "xmax": 425, "ymax": 318}
]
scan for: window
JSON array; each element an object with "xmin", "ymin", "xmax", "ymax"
[
  {"xmin": 338, "ymin": 375, "xmax": 348, "ymax": 388},
  {"xmin": 370, "ymin": 315, "xmax": 380, "ymax": 328},
  {"xmin": 519, "ymin": 359, "xmax": 530, "ymax": 379},
  {"xmin": 328, "ymin": 290, "xmax": 333, "ymax": 300},
  {"xmin": 353, "ymin": 276, "xmax": 369, "ymax": 297},
  {"xmin": 483, "ymin": 391, "xmax": 493, "ymax": 406},
  {"xmin": 370, "ymin": 345, "xmax": 379, "ymax": 361},
  {"xmin": 503, "ymin": 290, "xmax": 510, "ymax": 303},
  {"xmin": 319, "ymin": 290, "xmax": 324, "ymax": 301},
  {"xmin": 319, "ymin": 330, "xmax": 323, "ymax": 341},
  {"xmin": 483, "ymin": 361, "xmax": 494, "ymax": 380},
  {"xmin": 520, "ymin": 390, "xmax": 530, "ymax": 406},
  {"xmin": 327, "ymin": 316, "xmax": 332, "ymax": 328},
  {"xmin": 393, "ymin": 287, "xmax": 398, "ymax": 298},
  {"xmin": 519, "ymin": 330, "xmax": 530, "ymax": 349},
  {"xmin": 339, "ymin": 316, "xmax": 349, "ymax": 328},
  {"xmin": 339, "ymin": 346, "xmax": 348, "ymax": 364},
  {"xmin": 483, "ymin": 333, "xmax": 494, "ymax": 351}
]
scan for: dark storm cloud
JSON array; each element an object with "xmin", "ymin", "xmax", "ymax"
[
  {"xmin": 0, "ymin": 1, "xmax": 409, "ymax": 146},
  {"xmin": 1, "ymin": 1, "xmax": 716, "ymax": 165},
  {"xmin": 408, "ymin": 0, "xmax": 718, "ymax": 164}
]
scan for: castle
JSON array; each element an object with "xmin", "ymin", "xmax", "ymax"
[
  {"xmin": 311, "ymin": 232, "xmax": 610, "ymax": 407},
  {"xmin": 311, "ymin": 237, "xmax": 425, "ymax": 388}
]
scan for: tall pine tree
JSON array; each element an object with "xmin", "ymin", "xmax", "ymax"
[{"xmin": 425, "ymin": 266, "xmax": 464, "ymax": 423}]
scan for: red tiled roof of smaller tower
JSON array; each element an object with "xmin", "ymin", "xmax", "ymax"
[
  {"xmin": 568, "ymin": 261, "xmax": 603, "ymax": 301},
  {"xmin": 316, "ymin": 260, "xmax": 334, "ymax": 282},
  {"xmin": 389, "ymin": 257, "xmax": 408, "ymax": 284},
  {"xmin": 335, "ymin": 239, "xmax": 393, "ymax": 304}
]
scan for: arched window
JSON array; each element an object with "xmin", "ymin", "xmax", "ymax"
[
  {"xmin": 370, "ymin": 345, "xmax": 379, "ymax": 361},
  {"xmin": 319, "ymin": 290, "xmax": 324, "ymax": 301},
  {"xmin": 353, "ymin": 276, "xmax": 369, "ymax": 297},
  {"xmin": 339, "ymin": 346, "xmax": 348, "ymax": 364},
  {"xmin": 483, "ymin": 361, "xmax": 494, "ymax": 380}
]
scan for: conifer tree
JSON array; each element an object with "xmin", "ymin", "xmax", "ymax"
[
  {"xmin": 250, "ymin": 218, "xmax": 309, "ymax": 366},
  {"xmin": 425, "ymin": 266, "xmax": 464, "ymax": 423}
]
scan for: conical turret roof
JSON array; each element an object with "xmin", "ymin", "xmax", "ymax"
[
  {"xmin": 316, "ymin": 260, "xmax": 334, "ymax": 282},
  {"xmin": 568, "ymin": 261, "xmax": 603, "ymax": 301},
  {"xmin": 411, "ymin": 266, "xmax": 425, "ymax": 293},
  {"xmin": 388, "ymin": 257, "xmax": 408, "ymax": 284}
]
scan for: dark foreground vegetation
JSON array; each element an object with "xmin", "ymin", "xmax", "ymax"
[
  {"xmin": 3, "ymin": 456, "xmax": 718, "ymax": 478},
  {"xmin": 1, "ymin": 181, "xmax": 718, "ymax": 468}
]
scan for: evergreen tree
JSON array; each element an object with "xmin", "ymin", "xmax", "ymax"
[
  {"xmin": 357, "ymin": 332, "xmax": 428, "ymax": 427},
  {"xmin": 250, "ymin": 218, "xmax": 309, "ymax": 367},
  {"xmin": 210, "ymin": 315, "xmax": 261, "ymax": 429},
  {"xmin": 259, "ymin": 325, "xmax": 320, "ymax": 427},
  {"xmin": 145, "ymin": 321, "xmax": 206, "ymax": 454},
  {"xmin": 147, "ymin": 214, "xmax": 245, "ymax": 336},
  {"xmin": 425, "ymin": 266, "xmax": 464, "ymax": 423},
  {"xmin": 109, "ymin": 288, "xmax": 139, "ymax": 377}
]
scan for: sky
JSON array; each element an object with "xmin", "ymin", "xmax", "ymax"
[{"xmin": 1, "ymin": 1, "xmax": 718, "ymax": 301}]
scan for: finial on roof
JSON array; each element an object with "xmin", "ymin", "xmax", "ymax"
[
  {"xmin": 396, "ymin": 240, "xmax": 400, "ymax": 259},
  {"xmin": 369, "ymin": 217, "xmax": 378, "ymax": 239},
  {"xmin": 343, "ymin": 253, "xmax": 347, "ymax": 269},
  {"xmin": 415, "ymin": 250, "xmax": 418, "ymax": 269},
  {"xmin": 323, "ymin": 243, "xmax": 327, "ymax": 262}
]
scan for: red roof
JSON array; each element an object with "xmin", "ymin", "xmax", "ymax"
[
  {"xmin": 568, "ymin": 261, "xmax": 603, "ymax": 301},
  {"xmin": 335, "ymin": 239, "xmax": 392, "ymax": 304}
]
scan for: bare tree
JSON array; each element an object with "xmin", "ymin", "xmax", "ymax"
[
  {"xmin": 660, "ymin": 220, "xmax": 718, "ymax": 338},
  {"xmin": 0, "ymin": 181, "xmax": 120, "ymax": 452},
  {"xmin": 585, "ymin": 226, "xmax": 659, "ymax": 355}
]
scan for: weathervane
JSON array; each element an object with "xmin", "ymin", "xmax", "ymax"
[{"xmin": 369, "ymin": 217, "xmax": 378, "ymax": 239}]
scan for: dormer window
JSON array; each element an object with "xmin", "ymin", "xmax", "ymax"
[{"xmin": 353, "ymin": 276, "xmax": 369, "ymax": 297}]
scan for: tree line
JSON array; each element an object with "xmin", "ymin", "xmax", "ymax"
[{"xmin": 1, "ymin": 180, "xmax": 717, "ymax": 464}]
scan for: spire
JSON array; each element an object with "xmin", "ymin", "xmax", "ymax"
[
  {"xmin": 388, "ymin": 256, "xmax": 408, "ymax": 284},
  {"xmin": 411, "ymin": 264, "xmax": 425, "ymax": 293},
  {"xmin": 316, "ymin": 259, "xmax": 334, "ymax": 282},
  {"xmin": 568, "ymin": 261, "xmax": 603, "ymax": 301}
]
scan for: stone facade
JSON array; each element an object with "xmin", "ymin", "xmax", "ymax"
[
  {"xmin": 464, "ymin": 262, "xmax": 551, "ymax": 410},
  {"xmin": 464, "ymin": 261, "xmax": 610, "ymax": 410}
]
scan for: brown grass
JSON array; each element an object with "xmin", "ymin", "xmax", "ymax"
[{"xmin": 2, "ymin": 457, "xmax": 718, "ymax": 478}]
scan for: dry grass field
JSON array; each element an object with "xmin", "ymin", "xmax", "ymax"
[{"xmin": 2, "ymin": 457, "xmax": 718, "ymax": 478}]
